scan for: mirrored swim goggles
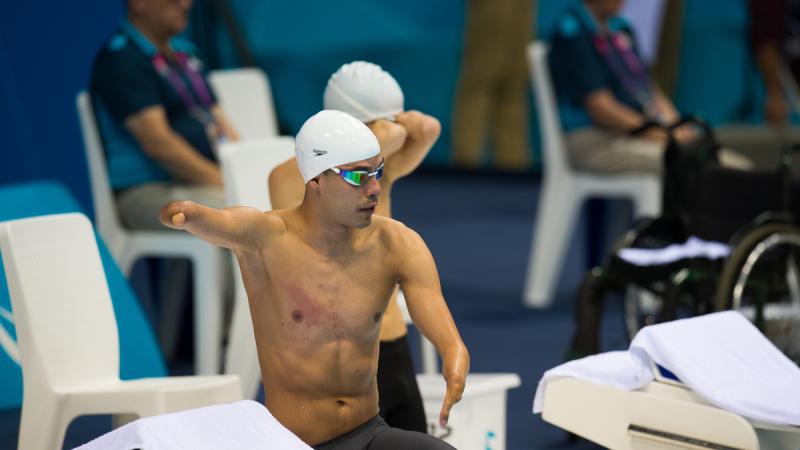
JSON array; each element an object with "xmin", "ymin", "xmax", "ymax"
[{"xmin": 330, "ymin": 163, "xmax": 384, "ymax": 187}]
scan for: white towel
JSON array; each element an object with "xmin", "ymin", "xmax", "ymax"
[
  {"xmin": 74, "ymin": 400, "xmax": 312, "ymax": 450},
  {"xmin": 532, "ymin": 351, "xmax": 654, "ymax": 413},
  {"xmin": 533, "ymin": 311, "xmax": 800, "ymax": 427},
  {"xmin": 631, "ymin": 311, "xmax": 800, "ymax": 427},
  {"xmin": 617, "ymin": 236, "xmax": 730, "ymax": 267}
]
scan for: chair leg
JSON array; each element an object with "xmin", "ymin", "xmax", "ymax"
[
  {"xmin": 157, "ymin": 259, "xmax": 192, "ymax": 363},
  {"xmin": 18, "ymin": 400, "xmax": 68, "ymax": 450},
  {"xmin": 224, "ymin": 268, "xmax": 262, "ymax": 399},
  {"xmin": 193, "ymin": 245, "xmax": 227, "ymax": 375},
  {"xmin": 523, "ymin": 181, "xmax": 582, "ymax": 308},
  {"xmin": 118, "ymin": 245, "xmax": 138, "ymax": 278}
]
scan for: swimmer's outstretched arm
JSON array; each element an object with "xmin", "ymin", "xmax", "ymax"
[
  {"xmin": 159, "ymin": 200, "xmax": 267, "ymax": 252},
  {"xmin": 397, "ymin": 226, "xmax": 469, "ymax": 428}
]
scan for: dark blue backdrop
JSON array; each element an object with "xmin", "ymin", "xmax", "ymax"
[{"xmin": 0, "ymin": 2, "xmax": 124, "ymax": 214}]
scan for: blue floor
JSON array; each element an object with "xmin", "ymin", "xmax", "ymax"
[{"xmin": 0, "ymin": 170, "xmax": 636, "ymax": 449}]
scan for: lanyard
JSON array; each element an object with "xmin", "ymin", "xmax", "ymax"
[
  {"xmin": 151, "ymin": 52, "xmax": 215, "ymax": 126},
  {"xmin": 593, "ymin": 30, "xmax": 654, "ymax": 113}
]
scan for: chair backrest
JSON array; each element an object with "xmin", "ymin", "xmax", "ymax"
[
  {"xmin": 527, "ymin": 41, "xmax": 571, "ymax": 175},
  {"xmin": 76, "ymin": 92, "xmax": 127, "ymax": 259},
  {"xmin": 209, "ymin": 68, "xmax": 279, "ymax": 140},
  {"xmin": 218, "ymin": 137, "xmax": 296, "ymax": 210},
  {"xmin": 0, "ymin": 213, "xmax": 119, "ymax": 389}
]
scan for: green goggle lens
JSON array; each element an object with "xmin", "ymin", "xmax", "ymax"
[{"xmin": 332, "ymin": 164, "xmax": 384, "ymax": 187}]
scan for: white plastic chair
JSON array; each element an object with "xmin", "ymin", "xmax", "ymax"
[
  {"xmin": 209, "ymin": 68, "xmax": 279, "ymax": 139},
  {"xmin": 523, "ymin": 41, "xmax": 661, "ymax": 308},
  {"xmin": 0, "ymin": 213, "xmax": 242, "ymax": 450},
  {"xmin": 77, "ymin": 92, "xmax": 228, "ymax": 375},
  {"xmin": 218, "ymin": 137, "xmax": 296, "ymax": 399}
]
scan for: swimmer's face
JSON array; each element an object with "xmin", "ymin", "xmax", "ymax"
[{"xmin": 319, "ymin": 155, "xmax": 383, "ymax": 228}]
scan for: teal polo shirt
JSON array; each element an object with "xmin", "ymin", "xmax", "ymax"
[
  {"xmin": 548, "ymin": 2, "xmax": 648, "ymax": 132},
  {"xmin": 89, "ymin": 21, "xmax": 218, "ymax": 190}
]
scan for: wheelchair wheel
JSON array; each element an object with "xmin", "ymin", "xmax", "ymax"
[
  {"xmin": 624, "ymin": 270, "xmax": 715, "ymax": 340},
  {"xmin": 624, "ymin": 286, "xmax": 662, "ymax": 339},
  {"xmin": 713, "ymin": 223, "xmax": 800, "ymax": 363}
]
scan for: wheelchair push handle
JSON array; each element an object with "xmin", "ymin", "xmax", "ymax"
[{"xmin": 666, "ymin": 116, "xmax": 715, "ymax": 141}]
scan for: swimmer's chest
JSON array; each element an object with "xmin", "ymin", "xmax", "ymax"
[{"xmin": 266, "ymin": 246, "xmax": 396, "ymax": 336}]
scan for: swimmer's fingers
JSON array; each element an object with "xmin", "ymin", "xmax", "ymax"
[
  {"xmin": 439, "ymin": 380, "xmax": 464, "ymax": 427},
  {"xmin": 438, "ymin": 346, "xmax": 469, "ymax": 427}
]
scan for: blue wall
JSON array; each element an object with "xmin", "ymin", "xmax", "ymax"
[
  {"xmin": 200, "ymin": 0, "xmax": 469, "ymax": 166},
  {"xmin": 0, "ymin": 0, "xmax": 765, "ymax": 212},
  {"xmin": 0, "ymin": 2, "xmax": 124, "ymax": 214}
]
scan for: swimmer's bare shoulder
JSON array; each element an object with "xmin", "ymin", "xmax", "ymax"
[
  {"xmin": 249, "ymin": 209, "xmax": 290, "ymax": 243},
  {"xmin": 369, "ymin": 215, "xmax": 426, "ymax": 262}
]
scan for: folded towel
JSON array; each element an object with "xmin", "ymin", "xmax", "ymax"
[
  {"xmin": 631, "ymin": 311, "xmax": 800, "ymax": 426},
  {"xmin": 75, "ymin": 400, "xmax": 312, "ymax": 450},
  {"xmin": 533, "ymin": 311, "xmax": 800, "ymax": 427},
  {"xmin": 533, "ymin": 350, "xmax": 653, "ymax": 413},
  {"xmin": 617, "ymin": 236, "xmax": 730, "ymax": 266}
]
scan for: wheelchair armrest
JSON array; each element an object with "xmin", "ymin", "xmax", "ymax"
[{"xmin": 612, "ymin": 217, "xmax": 688, "ymax": 254}]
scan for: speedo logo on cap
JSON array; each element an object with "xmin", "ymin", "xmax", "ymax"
[{"xmin": 313, "ymin": 149, "xmax": 327, "ymax": 156}]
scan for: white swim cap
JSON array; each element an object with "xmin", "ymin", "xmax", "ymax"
[
  {"xmin": 323, "ymin": 61, "xmax": 404, "ymax": 123},
  {"xmin": 295, "ymin": 110, "xmax": 380, "ymax": 183}
]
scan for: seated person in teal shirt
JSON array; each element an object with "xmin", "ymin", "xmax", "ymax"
[
  {"xmin": 90, "ymin": 0, "xmax": 239, "ymax": 230},
  {"xmin": 548, "ymin": 0, "xmax": 750, "ymax": 173}
]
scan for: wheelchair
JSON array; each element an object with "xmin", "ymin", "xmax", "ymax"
[{"xmin": 568, "ymin": 120, "xmax": 800, "ymax": 365}]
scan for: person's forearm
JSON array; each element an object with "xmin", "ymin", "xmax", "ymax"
[
  {"xmin": 212, "ymin": 105, "xmax": 241, "ymax": 142},
  {"xmin": 142, "ymin": 132, "xmax": 222, "ymax": 185},
  {"xmin": 756, "ymin": 43, "xmax": 785, "ymax": 97},
  {"xmin": 652, "ymin": 87, "xmax": 680, "ymax": 125},
  {"xmin": 385, "ymin": 111, "xmax": 440, "ymax": 179},
  {"xmin": 440, "ymin": 339, "xmax": 469, "ymax": 377},
  {"xmin": 370, "ymin": 120, "xmax": 407, "ymax": 157},
  {"xmin": 396, "ymin": 111, "xmax": 440, "ymax": 144},
  {"xmin": 585, "ymin": 90, "xmax": 649, "ymax": 133},
  {"xmin": 418, "ymin": 310, "xmax": 468, "ymax": 375}
]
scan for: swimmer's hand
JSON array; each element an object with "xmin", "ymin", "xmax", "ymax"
[
  {"xmin": 160, "ymin": 201, "xmax": 193, "ymax": 230},
  {"xmin": 439, "ymin": 347, "xmax": 469, "ymax": 427}
]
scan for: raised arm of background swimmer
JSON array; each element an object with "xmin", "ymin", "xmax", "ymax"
[
  {"xmin": 394, "ymin": 224, "xmax": 469, "ymax": 428},
  {"xmin": 368, "ymin": 119, "xmax": 408, "ymax": 158},
  {"xmin": 159, "ymin": 200, "xmax": 270, "ymax": 252},
  {"xmin": 384, "ymin": 111, "xmax": 441, "ymax": 180}
]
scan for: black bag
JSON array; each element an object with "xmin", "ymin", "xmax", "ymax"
[
  {"xmin": 661, "ymin": 118, "xmax": 789, "ymax": 242},
  {"xmin": 661, "ymin": 117, "xmax": 719, "ymax": 231}
]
